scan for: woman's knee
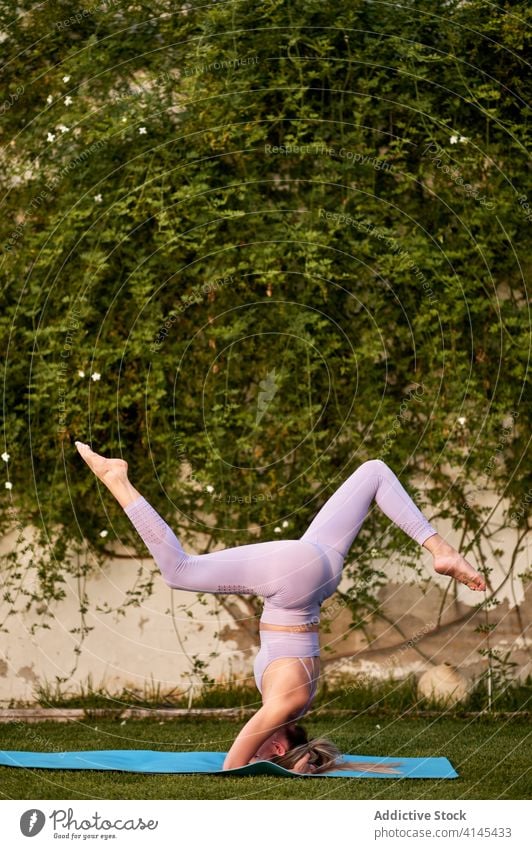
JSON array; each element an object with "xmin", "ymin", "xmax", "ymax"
[
  {"xmin": 360, "ymin": 458, "xmax": 389, "ymax": 475},
  {"xmin": 157, "ymin": 552, "xmax": 192, "ymax": 589}
]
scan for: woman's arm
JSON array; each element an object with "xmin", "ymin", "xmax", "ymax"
[
  {"xmin": 223, "ymin": 657, "xmax": 315, "ymax": 770},
  {"xmin": 222, "ymin": 704, "xmax": 292, "ymax": 770}
]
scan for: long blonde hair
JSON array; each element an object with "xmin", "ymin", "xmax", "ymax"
[
  {"xmin": 270, "ymin": 726, "xmax": 350, "ymax": 774},
  {"xmin": 270, "ymin": 725, "xmax": 403, "ymax": 776}
]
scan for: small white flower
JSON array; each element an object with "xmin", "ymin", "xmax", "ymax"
[
  {"xmin": 64, "ymin": 96, "xmax": 73, "ymax": 105},
  {"xmin": 205, "ymin": 484, "xmax": 214, "ymax": 493},
  {"xmin": 121, "ymin": 117, "xmax": 127, "ymax": 123},
  {"xmin": 370, "ymin": 547, "xmax": 379, "ymax": 557},
  {"xmin": 78, "ymin": 370, "xmax": 85, "ymax": 378},
  {"xmin": 46, "ymin": 94, "xmax": 53, "ymax": 104},
  {"xmin": 457, "ymin": 416, "xmax": 467, "ymax": 426},
  {"xmin": 138, "ymin": 126, "xmax": 147, "ymax": 134},
  {"xmin": 449, "ymin": 135, "xmax": 459, "ymax": 144},
  {"xmin": 91, "ymin": 372, "xmax": 101, "ymax": 381},
  {"xmin": 2, "ymin": 452, "xmax": 10, "ymax": 462},
  {"xmin": 282, "ymin": 520, "xmax": 289, "ymax": 528},
  {"xmin": 62, "ymin": 75, "xmax": 71, "ymax": 83},
  {"xmin": 57, "ymin": 124, "xmax": 69, "ymax": 133},
  {"xmin": 46, "ymin": 132, "xmax": 56, "ymax": 142},
  {"xmin": 93, "ymin": 193, "xmax": 102, "ymax": 202},
  {"xmin": 376, "ymin": 724, "xmax": 381, "ymax": 729},
  {"xmin": 5, "ymin": 481, "xmax": 13, "ymax": 490},
  {"xmin": 99, "ymin": 529, "xmax": 108, "ymax": 538},
  {"xmin": 459, "ymin": 135, "xmax": 468, "ymax": 144},
  {"xmin": 274, "ymin": 526, "xmax": 281, "ymax": 533}
]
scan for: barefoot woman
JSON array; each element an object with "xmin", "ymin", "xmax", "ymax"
[{"xmin": 75, "ymin": 445, "xmax": 485, "ymax": 774}]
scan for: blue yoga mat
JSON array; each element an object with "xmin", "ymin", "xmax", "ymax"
[{"xmin": 0, "ymin": 750, "xmax": 458, "ymax": 778}]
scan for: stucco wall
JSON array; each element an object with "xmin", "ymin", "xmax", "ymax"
[{"xmin": 1, "ymin": 487, "xmax": 529, "ymax": 706}]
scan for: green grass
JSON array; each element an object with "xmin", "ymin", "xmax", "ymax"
[{"xmin": 1, "ymin": 715, "xmax": 530, "ymax": 800}]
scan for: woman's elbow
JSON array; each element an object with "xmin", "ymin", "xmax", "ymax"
[{"xmin": 222, "ymin": 754, "xmax": 243, "ymax": 771}]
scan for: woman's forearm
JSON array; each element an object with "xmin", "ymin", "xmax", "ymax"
[{"xmin": 222, "ymin": 706, "xmax": 288, "ymax": 770}]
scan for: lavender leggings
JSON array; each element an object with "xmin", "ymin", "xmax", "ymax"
[{"xmin": 123, "ymin": 459, "xmax": 437, "ymax": 708}]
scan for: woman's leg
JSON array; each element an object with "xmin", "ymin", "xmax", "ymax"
[
  {"xmin": 300, "ymin": 458, "xmax": 485, "ymax": 590},
  {"xmin": 300, "ymin": 459, "xmax": 436, "ymax": 554},
  {"xmin": 74, "ymin": 441, "xmax": 305, "ymax": 598}
]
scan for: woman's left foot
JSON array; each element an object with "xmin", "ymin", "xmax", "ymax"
[{"xmin": 433, "ymin": 550, "xmax": 486, "ymax": 591}]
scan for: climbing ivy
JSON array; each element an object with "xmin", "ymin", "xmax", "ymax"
[{"xmin": 0, "ymin": 1, "xmax": 530, "ymax": 675}]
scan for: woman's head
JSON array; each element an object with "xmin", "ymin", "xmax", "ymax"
[
  {"xmin": 250, "ymin": 723, "xmax": 346, "ymax": 773},
  {"xmin": 270, "ymin": 729, "xmax": 346, "ymax": 774},
  {"xmin": 251, "ymin": 726, "xmax": 400, "ymax": 775},
  {"xmin": 250, "ymin": 722, "xmax": 308, "ymax": 762}
]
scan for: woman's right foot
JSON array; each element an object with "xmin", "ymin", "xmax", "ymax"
[
  {"xmin": 433, "ymin": 547, "xmax": 486, "ymax": 591},
  {"xmin": 75, "ymin": 441, "xmax": 128, "ymax": 483}
]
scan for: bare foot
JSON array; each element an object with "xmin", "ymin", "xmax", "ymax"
[
  {"xmin": 433, "ymin": 547, "xmax": 486, "ymax": 591},
  {"xmin": 75, "ymin": 441, "xmax": 128, "ymax": 483}
]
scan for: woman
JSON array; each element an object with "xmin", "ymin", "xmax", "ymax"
[{"xmin": 75, "ymin": 443, "xmax": 486, "ymax": 774}]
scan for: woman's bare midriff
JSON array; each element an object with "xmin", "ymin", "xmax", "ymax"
[{"xmin": 259, "ymin": 622, "xmax": 319, "ymax": 632}]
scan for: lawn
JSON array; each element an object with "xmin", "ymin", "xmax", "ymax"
[{"xmin": 0, "ymin": 714, "xmax": 530, "ymax": 800}]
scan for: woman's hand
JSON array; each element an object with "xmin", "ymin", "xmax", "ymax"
[
  {"xmin": 290, "ymin": 752, "xmax": 317, "ymax": 774},
  {"xmin": 222, "ymin": 704, "xmax": 290, "ymax": 770}
]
